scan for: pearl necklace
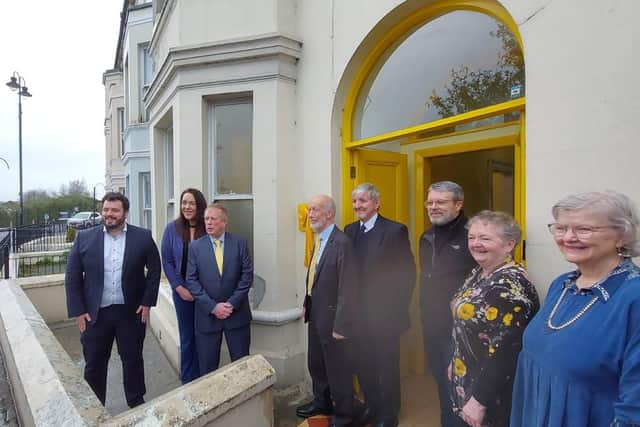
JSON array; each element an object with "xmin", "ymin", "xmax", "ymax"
[
  {"xmin": 547, "ymin": 261, "xmax": 625, "ymax": 330},
  {"xmin": 546, "ymin": 287, "xmax": 598, "ymax": 330}
]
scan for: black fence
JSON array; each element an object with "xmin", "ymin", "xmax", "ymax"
[
  {"xmin": 17, "ymin": 252, "xmax": 69, "ymax": 278},
  {"xmin": 0, "ymin": 231, "xmax": 9, "ymax": 279}
]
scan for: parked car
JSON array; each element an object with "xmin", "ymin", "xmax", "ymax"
[{"xmin": 67, "ymin": 212, "xmax": 102, "ymax": 229}]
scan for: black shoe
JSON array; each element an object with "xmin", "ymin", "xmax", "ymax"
[
  {"xmin": 296, "ymin": 400, "xmax": 333, "ymax": 418},
  {"xmin": 354, "ymin": 406, "xmax": 374, "ymax": 426}
]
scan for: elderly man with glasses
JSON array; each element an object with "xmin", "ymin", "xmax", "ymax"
[{"xmin": 419, "ymin": 181, "xmax": 476, "ymax": 427}]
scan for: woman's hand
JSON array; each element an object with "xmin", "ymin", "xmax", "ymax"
[
  {"xmin": 461, "ymin": 396, "xmax": 486, "ymax": 427},
  {"xmin": 175, "ymin": 285, "xmax": 194, "ymax": 301},
  {"xmin": 447, "ymin": 362, "xmax": 453, "ymax": 381}
]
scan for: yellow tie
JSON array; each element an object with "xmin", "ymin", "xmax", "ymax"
[
  {"xmin": 306, "ymin": 235, "xmax": 320, "ymax": 295},
  {"xmin": 215, "ymin": 239, "xmax": 223, "ymax": 274}
]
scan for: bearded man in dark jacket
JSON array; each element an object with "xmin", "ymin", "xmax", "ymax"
[{"xmin": 419, "ymin": 181, "xmax": 476, "ymax": 427}]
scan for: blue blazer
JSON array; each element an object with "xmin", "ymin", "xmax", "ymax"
[
  {"xmin": 185, "ymin": 232, "xmax": 253, "ymax": 333},
  {"xmin": 161, "ymin": 221, "xmax": 186, "ymax": 290},
  {"xmin": 65, "ymin": 224, "xmax": 161, "ymax": 324}
]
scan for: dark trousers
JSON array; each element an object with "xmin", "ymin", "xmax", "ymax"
[
  {"xmin": 81, "ymin": 304, "xmax": 146, "ymax": 408},
  {"xmin": 424, "ymin": 335, "xmax": 457, "ymax": 427},
  {"xmin": 307, "ymin": 322, "xmax": 354, "ymax": 426},
  {"xmin": 196, "ymin": 324, "xmax": 250, "ymax": 376},
  {"xmin": 356, "ymin": 327, "xmax": 401, "ymax": 424},
  {"xmin": 172, "ymin": 291, "xmax": 200, "ymax": 384}
]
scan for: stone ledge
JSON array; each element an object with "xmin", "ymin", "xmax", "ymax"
[
  {"xmin": 104, "ymin": 355, "xmax": 276, "ymax": 426},
  {"xmin": 0, "ymin": 279, "xmax": 108, "ymax": 426}
]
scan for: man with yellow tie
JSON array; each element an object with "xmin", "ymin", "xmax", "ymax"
[
  {"xmin": 185, "ymin": 203, "xmax": 253, "ymax": 375},
  {"xmin": 296, "ymin": 195, "xmax": 359, "ymax": 427}
]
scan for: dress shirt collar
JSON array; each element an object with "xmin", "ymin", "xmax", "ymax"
[
  {"xmin": 562, "ymin": 259, "xmax": 638, "ymax": 302},
  {"xmin": 318, "ymin": 223, "xmax": 335, "ymax": 242},
  {"xmin": 103, "ymin": 223, "xmax": 128, "ymax": 236},
  {"xmin": 360, "ymin": 213, "xmax": 378, "ymax": 233},
  {"xmin": 208, "ymin": 232, "xmax": 226, "ymax": 245}
]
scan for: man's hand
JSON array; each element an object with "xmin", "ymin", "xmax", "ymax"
[
  {"xmin": 332, "ymin": 331, "xmax": 347, "ymax": 340},
  {"xmin": 212, "ymin": 302, "xmax": 233, "ymax": 319},
  {"xmin": 76, "ymin": 313, "xmax": 91, "ymax": 332},
  {"xmin": 136, "ymin": 305, "xmax": 150, "ymax": 324},
  {"xmin": 460, "ymin": 396, "xmax": 486, "ymax": 427},
  {"xmin": 175, "ymin": 285, "xmax": 194, "ymax": 301}
]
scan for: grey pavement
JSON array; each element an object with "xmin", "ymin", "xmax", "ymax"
[{"xmin": 51, "ymin": 320, "xmax": 181, "ymax": 415}]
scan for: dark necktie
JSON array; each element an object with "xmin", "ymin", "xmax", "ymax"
[{"xmin": 360, "ymin": 223, "xmax": 367, "ymax": 234}]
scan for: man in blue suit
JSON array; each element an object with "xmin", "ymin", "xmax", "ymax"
[
  {"xmin": 65, "ymin": 192, "xmax": 161, "ymax": 408},
  {"xmin": 185, "ymin": 203, "xmax": 253, "ymax": 374}
]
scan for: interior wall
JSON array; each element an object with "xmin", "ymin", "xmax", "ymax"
[{"xmin": 428, "ymin": 146, "xmax": 514, "ymax": 219}]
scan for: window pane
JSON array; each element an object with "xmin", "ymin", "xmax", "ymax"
[
  {"xmin": 215, "ymin": 199, "xmax": 253, "ymax": 255},
  {"xmin": 165, "ymin": 129, "xmax": 174, "ymax": 198},
  {"xmin": 214, "ymin": 103, "xmax": 252, "ymax": 195},
  {"xmin": 141, "ymin": 172, "xmax": 151, "ymax": 208},
  {"xmin": 354, "ymin": 11, "xmax": 524, "ymax": 140}
]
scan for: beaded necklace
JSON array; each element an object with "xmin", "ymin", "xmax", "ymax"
[{"xmin": 546, "ymin": 263, "xmax": 620, "ymax": 330}]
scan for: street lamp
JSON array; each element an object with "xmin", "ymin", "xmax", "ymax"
[
  {"xmin": 6, "ymin": 72, "xmax": 33, "ymax": 226},
  {"xmin": 93, "ymin": 183, "xmax": 105, "ymax": 220}
]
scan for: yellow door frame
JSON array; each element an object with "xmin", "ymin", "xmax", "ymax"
[
  {"xmin": 340, "ymin": 0, "xmax": 525, "ymax": 226},
  {"xmin": 414, "ymin": 129, "xmax": 526, "ymax": 261}
]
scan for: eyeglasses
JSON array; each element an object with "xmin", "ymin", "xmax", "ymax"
[
  {"xmin": 425, "ymin": 199, "xmax": 455, "ymax": 207},
  {"xmin": 547, "ymin": 223, "xmax": 616, "ymax": 238}
]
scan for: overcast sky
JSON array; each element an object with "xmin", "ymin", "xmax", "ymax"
[{"xmin": 0, "ymin": 1, "xmax": 122, "ymax": 202}]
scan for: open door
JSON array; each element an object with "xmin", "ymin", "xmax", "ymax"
[
  {"xmin": 351, "ymin": 148, "xmax": 423, "ymax": 377},
  {"xmin": 351, "ymin": 149, "xmax": 408, "ymax": 225}
]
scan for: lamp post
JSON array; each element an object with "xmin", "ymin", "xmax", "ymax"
[
  {"xmin": 6, "ymin": 72, "xmax": 33, "ymax": 226},
  {"xmin": 93, "ymin": 183, "xmax": 105, "ymax": 222}
]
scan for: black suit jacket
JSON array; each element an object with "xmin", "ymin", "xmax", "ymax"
[
  {"xmin": 65, "ymin": 224, "xmax": 161, "ymax": 324},
  {"xmin": 185, "ymin": 232, "xmax": 253, "ymax": 333},
  {"xmin": 304, "ymin": 226, "xmax": 358, "ymax": 341},
  {"xmin": 345, "ymin": 215, "xmax": 416, "ymax": 335}
]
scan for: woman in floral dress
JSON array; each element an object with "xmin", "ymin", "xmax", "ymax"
[{"xmin": 449, "ymin": 211, "xmax": 539, "ymax": 427}]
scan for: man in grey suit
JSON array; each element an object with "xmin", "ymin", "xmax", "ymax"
[{"xmin": 185, "ymin": 203, "xmax": 253, "ymax": 374}]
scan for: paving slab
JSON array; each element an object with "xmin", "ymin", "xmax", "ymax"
[{"xmin": 51, "ymin": 320, "xmax": 181, "ymax": 416}]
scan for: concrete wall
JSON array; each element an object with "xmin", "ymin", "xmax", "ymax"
[{"xmin": 0, "ymin": 277, "xmax": 276, "ymax": 426}]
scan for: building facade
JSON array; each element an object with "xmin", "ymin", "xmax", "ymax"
[
  {"xmin": 108, "ymin": 0, "xmax": 640, "ymax": 386},
  {"xmin": 104, "ymin": 0, "xmax": 154, "ymax": 227}
]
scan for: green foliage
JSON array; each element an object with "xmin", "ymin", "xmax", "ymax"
[
  {"xmin": 428, "ymin": 24, "xmax": 525, "ymax": 118},
  {"xmin": 66, "ymin": 227, "xmax": 77, "ymax": 243}
]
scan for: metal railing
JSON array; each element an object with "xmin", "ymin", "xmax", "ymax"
[
  {"xmin": 9, "ymin": 222, "xmax": 72, "ymax": 253},
  {"xmin": 17, "ymin": 252, "xmax": 70, "ymax": 278}
]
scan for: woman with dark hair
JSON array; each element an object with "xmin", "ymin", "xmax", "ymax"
[{"xmin": 161, "ymin": 188, "xmax": 207, "ymax": 384}]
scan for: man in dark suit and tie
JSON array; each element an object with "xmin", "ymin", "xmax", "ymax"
[
  {"xmin": 65, "ymin": 192, "xmax": 161, "ymax": 408},
  {"xmin": 185, "ymin": 203, "xmax": 253, "ymax": 375},
  {"xmin": 344, "ymin": 183, "xmax": 416, "ymax": 427},
  {"xmin": 295, "ymin": 195, "xmax": 358, "ymax": 427}
]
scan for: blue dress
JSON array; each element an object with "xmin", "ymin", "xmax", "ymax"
[{"xmin": 510, "ymin": 259, "xmax": 640, "ymax": 427}]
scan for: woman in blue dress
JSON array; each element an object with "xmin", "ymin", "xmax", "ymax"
[
  {"xmin": 511, "ymin": 191, "xmax": 640, "ymax": 427},
  {"xmin": 161, "ymin": 188, "xmax": 207, "ymax": 384}
]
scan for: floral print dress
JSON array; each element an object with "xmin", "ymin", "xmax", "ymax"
[{"xmin": 450, "ymin": 263, "xmax": 539, "ymax": 426}]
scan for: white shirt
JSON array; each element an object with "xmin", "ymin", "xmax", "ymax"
[
  {"xmin": 101, "ymin": 224, "xmax": 127, "ymax": 307},
  {"xmin": 360, "ymin": 213, "xmax": 378, "ymax": 233}
]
